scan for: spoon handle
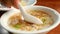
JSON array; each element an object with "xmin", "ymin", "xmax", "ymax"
[{"xmin": 18, "ymin": 3, "xmax": 26, "ymax": 14}]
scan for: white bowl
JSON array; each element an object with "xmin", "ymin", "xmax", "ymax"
[
  {"xmin": 0, "ymin": 6, "xmax": 60, "ymax": 34},
  {"xmin": 0, "ymin": 0, "xmax": 37, "ymax": 11}
]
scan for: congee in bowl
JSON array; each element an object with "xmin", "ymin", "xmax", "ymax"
[
  {"xmin": 1, "ymin": 6, "xmax": 60, "ymax": 34},
  {"xmin": 8, "ymin": 8, "xmax": 54, "ymax": 31}
]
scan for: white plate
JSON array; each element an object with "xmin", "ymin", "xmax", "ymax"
[
  {"xmin": 0, "ymin": 0, "xmax": 37, "ymax": 11},
  {"xmin": 0, "ymin": 25, "xmax": 9, "ymax": 34},
  {"xmin": 0, "ymin": 18, "xmax": 9, "ymax": 34}
]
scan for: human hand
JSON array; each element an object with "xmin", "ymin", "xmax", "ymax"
[{"xmin": 0, "ymin": 0, "xmax": 19, "ymax": 9}]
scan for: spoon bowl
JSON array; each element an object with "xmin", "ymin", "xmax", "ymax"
[{"xmin": 18, "ymin": 4, "xmax": 43, "ymax": 24}]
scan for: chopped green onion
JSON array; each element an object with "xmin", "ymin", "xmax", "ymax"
[
  {"xmin": 14, "ymin": 24, "xmax": 20, "ymax": 29},
  {"xmin": 41, "ymin": 17, "xmax": 46, "ymax": 23}
]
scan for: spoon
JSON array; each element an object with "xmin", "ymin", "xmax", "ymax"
[{"xmin": 18, "ymin": 3, "xmax": 43, "ymax": 24}]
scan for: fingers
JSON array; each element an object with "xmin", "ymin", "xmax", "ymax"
[
  {"xmin": 0, "ymin": 0, "xmax": 1, "ymax": 2},
  {"xmin": 1, "ymin": 0, "xmax": 12, "ymax": 8},
  {"xmin": 1, "ymin": 0, "xmax": 20, "ymax": 9},
  {"xmin": 11, "ymin": 0, "xmax": 20, "ymax": 9}
]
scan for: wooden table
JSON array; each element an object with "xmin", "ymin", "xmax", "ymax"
[{"xmin": 35, "ymin": 0, "xmax": 60, "ymax": 34}]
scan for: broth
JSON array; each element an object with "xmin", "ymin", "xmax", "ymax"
[{"xmin": 9, "ymin": 10, "xmax": 53, "ymax": 31}]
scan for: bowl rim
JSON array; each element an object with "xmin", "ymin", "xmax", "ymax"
[{"xmin": 0, "ymin": 6, "xmax": 60, "ymax": 33}]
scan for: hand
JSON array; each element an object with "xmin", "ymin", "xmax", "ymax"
[{"xmin": 0, "ymin": 0, "xmax": 19, "ymax": 9}]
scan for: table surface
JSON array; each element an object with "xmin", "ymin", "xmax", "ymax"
[
  {"xmin": 36, "ymin": 0, "xmax": 60, "ymax": 34},
  {"xmin": 0, "ymin": 0, "xmax": 60, "ymax": 34}
]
